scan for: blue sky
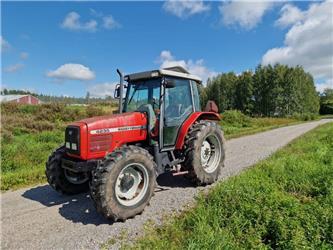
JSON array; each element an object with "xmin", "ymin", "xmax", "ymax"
[{"xmin": 1, "ymin": 1, "xmax": 332, "ymax": 97}]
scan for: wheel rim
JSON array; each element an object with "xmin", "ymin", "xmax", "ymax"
[
  {"xmin": 115, "ymin": 163, "xmax": 149, "ymax": 207},
  {"xmin": 64, "ymin": 169, "xmax": 89, "ymax": 185},
  {"xmin": 200, "ymin": 134, "xmax": 222, "ymax": 173}
]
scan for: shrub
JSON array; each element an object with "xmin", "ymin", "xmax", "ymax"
[
  {"xmin": 1, "ymin": 102, "xmax": 19, "ymax": 113},
  {"xmin": 292, "ymin": 113, "xmax": 318, "ymax": 121},
  {"xmin": 35, "ymin": 103, "xmax": 65, "ymax": 122},
  {"xmin": 18, "ymin": 104, "xmax": 39, "ymax": 114},
  {"xmin": 221, "ymin": 110, "xmax": 252, "ymax": 127},
  {"xmin": 86, "ymin": 105, "xmax": 107, "ymax": 117},
  {"xmin": 320, "ymin": 101, "xmax": 333, "ymax": 115},
  {"xmin": 2, "ymin": 129, "xmax": 14, "ymax": 142},
  {"xmin": 25, "ymin": 120, "xmax": 55, "ymax": 132}
]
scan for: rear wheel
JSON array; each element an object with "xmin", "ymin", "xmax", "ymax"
[
  {"xmin": 90, "ymin": 146, "xmax": 156, "ymax": 221},
  {"xmin": 183, "ymin": 120, "xmax": 225, "ymax": 185},
  {"xmin": 45, "ymin": 146, "xmax": 89, "ymax": 194}
]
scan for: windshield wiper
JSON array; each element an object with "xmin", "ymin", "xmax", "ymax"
[{"xmin": 128, "ymin": 81, "xmax": 145, "ymax": 105}]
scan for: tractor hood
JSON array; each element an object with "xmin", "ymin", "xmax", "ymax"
[
  {"xmin": 68, "ymin": 112, "xmax": 148, "ymax": 160},
  {"xmin": 78, "ymin": 112, "xmax": 147, "ymax": 133}
]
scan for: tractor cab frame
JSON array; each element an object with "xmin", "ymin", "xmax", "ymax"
[{"xmin": 116, "ymin": 67, "xmax": 202, "ymax": 150}]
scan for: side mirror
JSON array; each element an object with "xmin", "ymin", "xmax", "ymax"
[
  {"xmin": 165, "ymin": 80, "xmax": 176, "ymax": 88},
  {"xmin": 114, "ymin": 84, "xmax": 120, "ymax": 99},
  {"xmin": 114, "ymin": 84, "xmax": 127, "ymax": 99}
]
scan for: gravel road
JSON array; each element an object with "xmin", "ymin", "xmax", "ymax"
[{"xmin": 2, "ymin": 119, "xmax": 331, "ymax": 250}]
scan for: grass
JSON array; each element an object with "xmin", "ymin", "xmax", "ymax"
[
  {"xmin": 128, "ymin": 122, "xmax": 333, "ymax": 249},
  {"xmin": 1, "ymin": 102, "xmax": 114, "ymax": 191},
  {"xmin": 220, "ymin": 110, "xmax": 306, "ymax": 139},
  {"xmin": 1, "ymin": 130, "xmax": 63, "ymax": 190},
  {"xmin": 0, "ymin": 105, "xmax": 319, "ymax": 191},
  {"xmin": 222, "ymin": 117, "xmax": 301, "ymax": 139}
]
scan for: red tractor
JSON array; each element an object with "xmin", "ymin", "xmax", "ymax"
[{"xmin": 46, "ymin": 66, "xmax": 225, "ymax": 221}]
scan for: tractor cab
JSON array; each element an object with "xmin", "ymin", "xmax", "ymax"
[{"xmin": 115, "ymin": 66, "xmax": 202, "ymax": 149}]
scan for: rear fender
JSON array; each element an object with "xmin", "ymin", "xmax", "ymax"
[{"xmin": 175, "ymin": 111, "xmax": 220, "ymax": 149}]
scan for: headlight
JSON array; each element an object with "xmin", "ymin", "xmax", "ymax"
[
  {"xmin": 71, "ymin": 143, "xmax": 77, "ymax": 150},
  {"xmin": 65, "ymin": 126, "xmax": 80, "ymax": 155}
]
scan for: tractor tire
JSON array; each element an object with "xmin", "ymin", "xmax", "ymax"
[
  {"xmin": 45, "ymin": 146, "xmax": 89, "ymax": 195},
  {"xmin": 183, "ymin": 120, "xmax": 225, "ymax": 185},
  {"xmin": 90, "ymin": 145, "xmax": 156, "ymax": 221}
]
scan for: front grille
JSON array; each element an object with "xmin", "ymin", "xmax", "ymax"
[
  {"xmin": 89, "ymin": 135, "xmax": 112, "ymax": 152},
  {"xmin": 65, "ymin": 126, "xmax": 80, "ymax": 155}
]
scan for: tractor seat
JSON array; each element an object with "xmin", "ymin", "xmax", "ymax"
[{"xmin": 136, "ymin": 104, "xmax": 157, "ymax": 132}]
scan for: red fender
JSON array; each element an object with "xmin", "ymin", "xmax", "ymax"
[{"xmin": 175, "ymin": 111, "xmax": 220, "ymax": 149}]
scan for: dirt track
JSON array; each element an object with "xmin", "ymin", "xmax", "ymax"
[{"xmin": 2, "ymin": 119, "xmax": 331, "ymax": 249}]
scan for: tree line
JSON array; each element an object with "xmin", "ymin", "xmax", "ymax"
[
  {"xmin": 201, "ymin": 64, "xmax": 322, "ymax": 117},
  {"xmin": 0, "ymin": 89, "xmax": 117, "ymax": 105}
]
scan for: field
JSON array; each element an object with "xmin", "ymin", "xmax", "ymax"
[
  {"xmin": 1, "ymin": 103, "xmax": 115, "ymax": 190},
  {"xmin": 130, "ymin": 123, "xmax": 333, "ymax": 249},
  {"xmin": 1, "ymin": 104, "xmax": 308, "ymax": 191}
]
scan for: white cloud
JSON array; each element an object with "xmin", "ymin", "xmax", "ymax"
[
  {"xmin": 61, "ymin": 12, "xmax": 97, "ymax": 32},
  {"xmin": 20, "ymin": 52, "xmax": 29, "ymax": 60},
  {"xmin": 275, "ymin": 4, "xmax": 304, "ymax": 28},
  {"xmin": 262, "ymin": 1, "xmax": 333, "ymax": 87},
  {"xmin": 103, "ymin": 15, "xmax": 121, "ymax": 29},
  {"xmin": 61, "ymin": 11, "xmax": 121, "ymax": 32},
  {"xmin": 157, "ymin": 50, "xmax": 217, "ymax": 83},
  {"xmin": 219, "ymin": 1, "xmax": 275, "ymax": 30},
  {"xmin": 88, "ymin": 82, "xmax": 117, "ymax": 98},
  {"xmin": 4, "ymin": 63, "xmax": 24, "ymax": 73},
  {"xmin": 1, "ymin": 36, "xmax": 11, "ymax": 52},
  {"xmin": 163, "ymin": 0, "xmax": 210, "ymax": 19},
  {"xmin": 47, "ymin": 63, "xmax": 95, "ymax": 81}
]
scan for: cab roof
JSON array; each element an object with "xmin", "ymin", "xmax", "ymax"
[{"xmin": 124, "ymin": 66, "xmax": 202, "ymax": 84}]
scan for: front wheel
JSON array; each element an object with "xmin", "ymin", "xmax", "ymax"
[
  {"xmin": 90, "ymin": 146, "xmax": 156, "ymax": 221},
  {"xmin": 183, "ymin": 120, "xmax": 225, "ymax": 185},
  {"xmin": 45, "ymin": 146, "xmax": 89, "ymax": 194}
]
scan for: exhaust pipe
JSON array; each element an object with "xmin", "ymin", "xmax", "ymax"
[{"xmin": 116, "ymin": 69, "xmax": 124, "ymax": 114}]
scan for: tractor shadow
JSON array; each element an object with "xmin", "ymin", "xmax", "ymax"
[
  {"xmin": 156, "ymin": 172, "xmax": 195, "ymax": 191},
  {"xmin": 22, "ymin": 174, "xmax": 193, "ymax": 225},
  {"xmin": 22, "ymin": 185, "xmax": 111, "ymax": 226}
]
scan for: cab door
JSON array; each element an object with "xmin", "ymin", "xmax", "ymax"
[{"xmin": 162, "ymin": 78, "xmax": 194, "ymax": 148}]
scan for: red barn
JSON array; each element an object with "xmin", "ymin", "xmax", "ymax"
[{"xmin": 0, "ymin": 95, "xmax": 41, "ymax": 105}]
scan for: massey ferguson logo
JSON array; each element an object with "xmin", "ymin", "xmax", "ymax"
[{"xmin": 90, "ymin": 125, "xmax": 146, "ymax": 135}]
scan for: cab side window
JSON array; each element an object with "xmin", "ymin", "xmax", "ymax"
[
  {"xmin": 191, "ymin": 80, "xmax": 201, "ymax": 111},
  {"xmin": 163, "ymin": 78, "xmax": 193, "ymax": 146}
]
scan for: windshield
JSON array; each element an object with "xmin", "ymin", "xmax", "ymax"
[{"xmin": 124, "ymin": 78, "xmax": 161, "ymax": 112}]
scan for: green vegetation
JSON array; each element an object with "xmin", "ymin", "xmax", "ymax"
[
  {"xmin": 202, "ymin": 64, "xmax": 320, "ymax": 117},
  {"xmin": 320, "ymin": 88, "xmax": 333, "ymax": 115},
  {"xmin": 130, "ymin": 123, "xmax": 333, "ymax": 249},
  {"xmin": 221, "ymin": 110, "xmax": 302, "ymax": 139},
  {"xmin": 1, "ymin": 102, "xmax": 114, "ymax": 190},
  {"xmin": 1, "ymin": 103, "xmax": 306, "ymax": 190},
  {"xmin": 2, "ymin": 130, "xmax": 63, "ymax": 190}
]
